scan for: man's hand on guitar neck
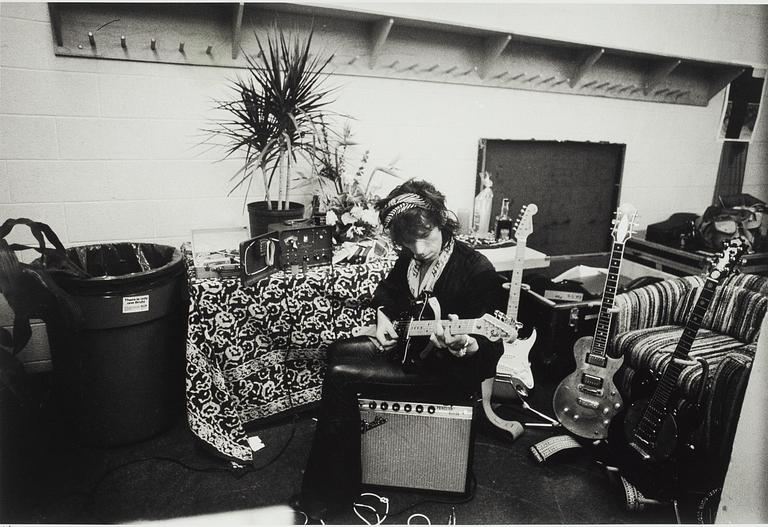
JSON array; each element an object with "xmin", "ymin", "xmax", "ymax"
[
  {"xmin": 375, "ymin": 307, "xmax": 399, "ymax": 352},
  {"xmin": 430, "ymin": 314, "xmax": 479, "ymax": 358}
]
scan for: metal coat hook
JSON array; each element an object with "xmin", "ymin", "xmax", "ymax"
[
  {"xmin": 348, "ymin": 55, "xmax": 359, "ymax": 65},
  {"xmin": 443, "ymin": 65, "xmax": 457, "ymax": 74},
  {"xmin": 120, "ymin": 35, "xmax": 126, "ymax": 49},
  {"xmin": 630, "ymin": 87, "xmax": 643, "ymax": 94},
  {"xmin": 675, "ymin": 90, "xmax": 690, "ymax": 99},
  {"xmin": 491, "ymin": 71, "xmax": 508, "ymax": 80},
  {"xmin": 178, "ymin": 42, "xmax": 185, "ymax": 53},
  {"xmin": 509, "ymin": 72, "xmax": 525, "ymax": 81},
  {"xmin": 455, "ymin": 66, "xmax": 476, "ymax": 76},
  {"xmin": 618, "ymin": 85, "xmax": 633, "ymax": 93},
  {"xmin": 402, "ymin": 63, "xmax": 418, "ymax": 72},
  {"xmin": 150, "ymin": 38, "xmax": 156, "ymax": 51},
  {"xmin": 552, "ymin": 78, "xmax": 568, "ymax": 87},
  {"xmin": 595, "ymin": 81, "xmax": 610, "ymax": 90},
  {"xmin": 421, "ymin": 64, "xmax": 439, "ymax": 72},
  {"xmin": 386, "ymin": 60, "xmax": 399, "ymax": 69},
  {"xmin": 666, "ymin": 89, "xmax": 680, "ymax": 97},
  {"xmin": 524, "ymin": 74, "xmax": 540, "ymax": 83},
  {"xmin": 581, "ymin": 80, "xmax": 596, "ymax": 88},
  {"xmin": 88, "ymin": 31, "xmax": 96, "ymax": 47},
  {"xmin": 605, "ymin": 84, "xmax": 621, "ymax": 92},
  {"xmin": 654, "ymin": 88, "xmax": 669, "ymax": 96},
  {"xmin": 206, "ymin": 45, "xmax": 213, "ymax": 55},
  {"xmin": 539, "ymin": 76, "xmax": 555, "ymax": 85}
]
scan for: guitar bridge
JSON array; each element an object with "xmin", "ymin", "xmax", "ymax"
[
  {"xmin": 578, "ymin": 385, "xmax": 604, "ymax": 397},
  {"xmin": 576, "ymin": 396, "xmax": 600, "ymax": 410}
]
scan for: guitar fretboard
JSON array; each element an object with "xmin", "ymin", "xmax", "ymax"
[
  {"xmin": 506, "ymin": 239, "xmax": 528, "ymax": 321},
  {"xmin": 590, "ymin": 241, "xmax": 626, "ymax": 360},
  {"xmin": 394, "ymin": 318, "xmax": 483, "ymax": 337},
  {"xmin": 632, "ymin": 278, "xmax": 718, "ymax": 446}
]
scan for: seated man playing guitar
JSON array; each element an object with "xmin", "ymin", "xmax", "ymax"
[{"xmin": 293, "ymin": 179, "xmax": 511, "ymax": 521}]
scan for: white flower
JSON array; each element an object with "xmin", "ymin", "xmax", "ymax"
[
  {"xmin": 341, "ymin": 212, "xmax": 357, "ymax": 225},
  {"xmin": 350, "ymin": 205, "xmax": 365, "ymax": 219},
  {"xmin": 360, "ymin": 207, "xmax": 379, "ymax": 226},
  {"xmin": 326, "ymin": 210, "xmax": 338, "ymax": 225}
]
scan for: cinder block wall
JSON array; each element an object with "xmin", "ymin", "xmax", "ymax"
[{"xmin": 1, "ymin": 2, "xmax": 767, "ymax": 369}]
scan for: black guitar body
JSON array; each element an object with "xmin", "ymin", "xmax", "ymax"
[
  {"xmin": 396, "ymin": 295, "xmax": 437, "ymax": 374},
  {"xmin": 607, "ymin": 396, "xmax": 702, "ymax": 500}
]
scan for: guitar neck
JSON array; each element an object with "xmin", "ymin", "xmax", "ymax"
[
  {"xmin": 632, "ymin": 277, "xmax": 718, "ymax": 446},
  {"xmin": 394, "ymin": 318, "xmax": 482, "ymax": 337},
  {"xmin": 506, "ymin": 239, "xmax": 528, "ymax": 321},
  {"xmin": 590, "ymin": 241, "xmax": 626, "ymax": 358}
]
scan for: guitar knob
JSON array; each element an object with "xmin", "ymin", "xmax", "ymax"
[
  {"xmin": 614, "ymin": 403, "xmax": 621, "ymax": 409},
  {"xmin": 603, "ymin": 419, "xmax": 610, "ymax": 426},
  {"xmin": 603, "ymin": 408, "xmax": 610, "ymax": 414},
  {"xmin": 573, "ymin": 414, "xmax": 580, "ymax": 420},
  {"xmin": 563, "ymin": 407, "xmax": 569, "ymax": 413}
]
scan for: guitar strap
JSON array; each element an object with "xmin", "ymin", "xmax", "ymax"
[{"xmin": 407, "ymin": 238, "xmax": 454, "ymax": 297}]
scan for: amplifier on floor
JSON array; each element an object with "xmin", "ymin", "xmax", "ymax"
[{"xmin": 358, "ymin": 397, "xmax": 474, "ymax": 494}]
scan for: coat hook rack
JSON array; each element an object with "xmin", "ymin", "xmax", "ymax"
[
  {"xmin": 88, "ymin": 31, "xmax": 95, "ymax": 47},
  {"xmin": 178, "ymin": 41, "xmax": 185, "ymax": 53},
  {"xmin": 120, "ymin": 35, "xmax": 127, "ymax": 49},
  {"xmin": 150, "ymin": 38, "xmax": 156, "ymax": 51}
]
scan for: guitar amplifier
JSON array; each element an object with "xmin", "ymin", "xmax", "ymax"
[{"xmin": 358, "ymin": 397, "xmax": 474, "ymax": 494}]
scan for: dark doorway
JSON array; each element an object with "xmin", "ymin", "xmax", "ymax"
[{"xmin": 476, "ymin": 139, "xmax": 625, "ymax": 256}]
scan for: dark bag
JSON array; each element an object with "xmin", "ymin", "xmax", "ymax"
[
  {"xmin": 694, "ymin": 202, "xmax": 766, "ymax": 252},
  {"xmin": 646, "ymin": 212, "xmax": 698, "ymax": 249}
]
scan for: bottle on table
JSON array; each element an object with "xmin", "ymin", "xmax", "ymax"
[
  {"xmin": 472, "ymin": 173, "xmax": 494, "ymax": 237},
  {"xmin": 495, "ymin": 198, "xmax": 513, "ymax": 241}
]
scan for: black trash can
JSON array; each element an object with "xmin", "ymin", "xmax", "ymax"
[{"xmin": 46, "ymin": 243, "xmax": 188, "ymax": 446}]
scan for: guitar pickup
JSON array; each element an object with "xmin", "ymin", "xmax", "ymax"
[
  {"xmin": 577, "ymin": 396, "xmax": 600, "ymax": 410},
  {"xmin": 586, "ymin": 354, "xmax": 607, "ymax": 367},
  {"xmin": 581, "ymin": 373, "xmax": 604, "ymax": 389},
  {"xmin": 578, "ymin": 385, "xmax": 603, "ymax": 397}
]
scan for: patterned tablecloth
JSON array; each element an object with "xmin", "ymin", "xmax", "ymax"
[{"xmin": 185, "ymin": 260, "xmax": 392, "ymax": 463}]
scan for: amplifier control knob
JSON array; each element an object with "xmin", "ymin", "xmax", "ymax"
[
  {"xmin": 416, "ymin": 405, "xmax": 424, "ymax": 413},
  {"xmin": 427, "ymin": 405, "xmax": 436, "ymax": 414},
  {"xmin": 392, "ymin": 403, "xmax": 400, "ymax": 412},
  {"xmin": 380, "ymin": 402, "xmax": 388, "ymax": 410},
  {"xmin": 369, "ymin": 401, "xmax": 376, "ymax": 410},
  {"xmin": 404, "ymin": 404, "xmax": 412, "ymax": 412}
]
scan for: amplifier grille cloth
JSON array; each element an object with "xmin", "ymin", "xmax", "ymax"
[{"xmin": 360, "ymin": 404, "xmax": 472, "ymax": 493}]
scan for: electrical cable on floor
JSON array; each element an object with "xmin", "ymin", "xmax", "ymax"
[{"xmin": 385, "ymin": 471, "xmax": 477, "ymax": 519}]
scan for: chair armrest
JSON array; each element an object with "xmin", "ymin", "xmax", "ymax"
[{"xmin": 610, "ymin": 275, "xmax": 704, "ymax": 348}]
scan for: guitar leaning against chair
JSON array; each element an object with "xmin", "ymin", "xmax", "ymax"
[
  {"xmin": 606, "ymin": 237, "xmax": 747, "ymax": 501},
  {"xmin": 552, "ymin": 203, "xmax": 639, "ymax": 439}
]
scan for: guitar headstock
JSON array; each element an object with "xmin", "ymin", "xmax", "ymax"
[
  {"xmin": 707, "ymin": 237, "xmax": 748, "ymax": 282},
  {"xmin": 611, "ymin": 203, "xmax": 639, "ymax": 244},
  {"xmin": 480, "ymin": 313, "xmax": 518, "ymax": 342},
  {"xmin": 513, "ymin": 203, "xmax": 538, "ymax": 243}
]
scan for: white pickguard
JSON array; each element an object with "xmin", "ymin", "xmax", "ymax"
[{"xmin": 496, "ymin": 328, "xmax": 537, "ymax": 389}]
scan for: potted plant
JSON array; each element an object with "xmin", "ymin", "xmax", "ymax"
[{"xmin": 204, "ymin": 26, "xmax": 336, "ymax": 236}]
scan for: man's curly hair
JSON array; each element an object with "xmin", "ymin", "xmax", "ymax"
[{"xmin": 375, "ymin": 179, "xmax": 459, "ymax": 248}]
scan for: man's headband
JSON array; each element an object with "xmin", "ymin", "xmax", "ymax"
[{"xmin": 380, "ymin": 193, "xmax": 436, "ymax": 229}]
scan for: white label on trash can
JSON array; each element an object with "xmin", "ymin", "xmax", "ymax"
[{"xmin": 123, "ymin": 295, "xmax": 150, "ymax": 313}]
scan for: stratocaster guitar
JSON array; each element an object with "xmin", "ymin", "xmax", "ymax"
[
  {"xmin": 353, "ymin": 295, "xmax": 517, "ymax": 373},
  {"xmin": 495, "ymin": 204, "xmax": 538, "ymax": 394},
  {"xmin": 552, "ymin": 203, "xmax": 638, "ymax": 439},
  {"xmin": 607, "ymin": 237, "xmax": 746, "ymax": 499}
]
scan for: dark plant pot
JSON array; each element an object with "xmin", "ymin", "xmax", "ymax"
[{"xmin": 247, "ymin": 201, "xmax": 306, "ymax": 237}]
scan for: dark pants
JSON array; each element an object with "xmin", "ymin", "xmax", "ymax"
[{"xmin": 298, "ymin": 336, "xmax": 467, "ymax": 516}]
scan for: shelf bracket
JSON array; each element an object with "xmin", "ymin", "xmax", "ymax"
[
  {"xmin": 569, "ymin": 47, "xmax": 604, "ymax": 88},
  {"xmin": 369, "ymin": 17, "xmax": 394, "ymax": 69},
  {"xmin": 707, "ymin": 66, "xmax": 746, "ymax": 100},
  {"xmin": 231, "ymin": 2, "xmax": 244, "ymax": 60},
  {"xmin": 643, "ymin": 58, "xmax": 681, "ymax": 95},
  {"xmin": 478, "ymin": 34, "xmax": 512, "ymax": 80}
]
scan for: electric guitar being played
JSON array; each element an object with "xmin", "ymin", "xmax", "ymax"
[
  {"xmin": 353, "ymin": 295, "xmax": 517, "ymax": 373},
  {"xmin": 606, "ymin": 237, "xmax": 747, "ymax": 499},
  {"xmin": 552, "ymin": 203, "xmax": 638, "ymax": 439}
]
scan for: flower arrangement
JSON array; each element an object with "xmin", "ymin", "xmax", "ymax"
[{"xmin": 309, "ymin": 121, "xmax": 401, "ymax": 243}]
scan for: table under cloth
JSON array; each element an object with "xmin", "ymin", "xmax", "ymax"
[{"xmin": 185, "ymin": 260, "xmax": 393, "ymax": 463}]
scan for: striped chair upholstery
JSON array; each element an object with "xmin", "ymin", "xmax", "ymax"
[{"xmin": 611, "ymin": 274, "xmax": 767, "ymax": 399}]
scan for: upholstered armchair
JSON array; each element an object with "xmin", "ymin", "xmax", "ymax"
[{"xmin": 610, "ymin": 273, "xmax": 767, "ymax": 407}]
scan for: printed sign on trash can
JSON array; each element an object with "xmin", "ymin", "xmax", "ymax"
[{"xmin": 123, "ymin": 294, "xmax": 150, "ymax": 314}]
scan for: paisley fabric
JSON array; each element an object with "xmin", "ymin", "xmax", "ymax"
[{"xmin": 186, "ymin": 261, "xmax": 393, "ymax": 463}]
